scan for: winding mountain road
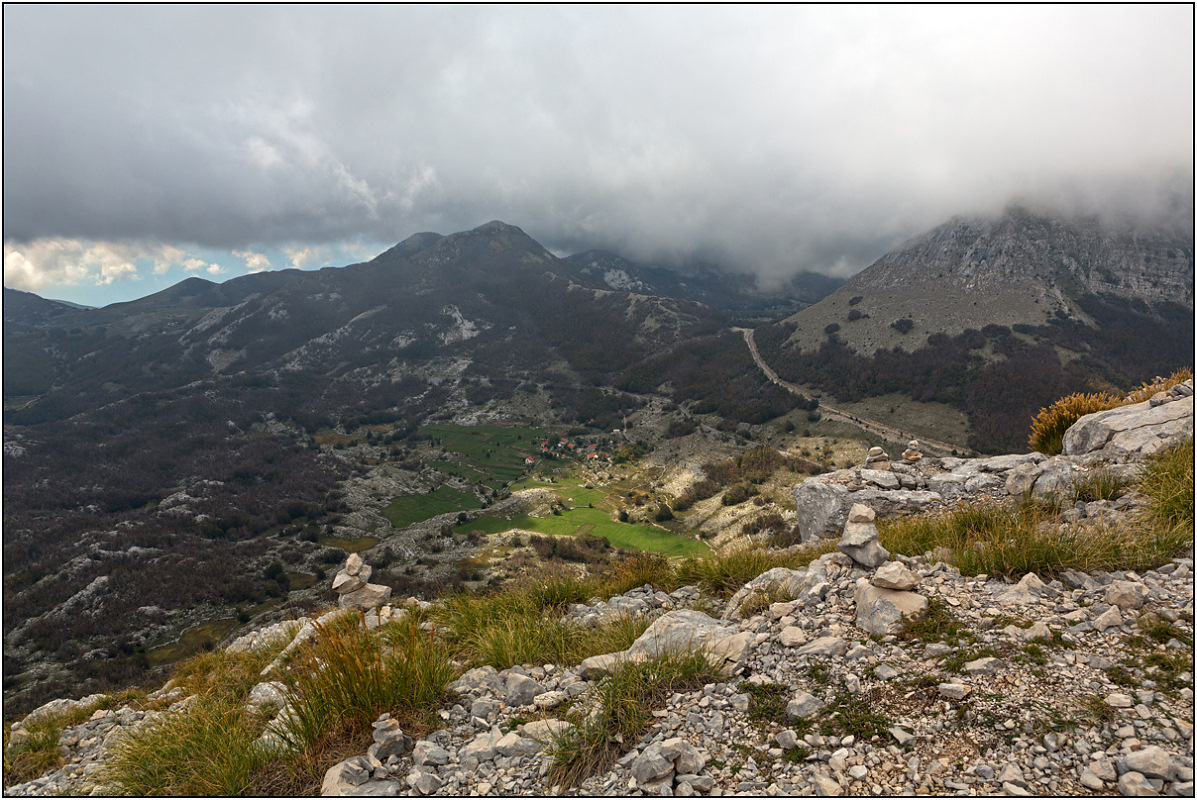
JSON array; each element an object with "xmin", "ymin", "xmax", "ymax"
[{"xmin": 737, "ymin": 327, "xmax": 962, "ymax": 457}]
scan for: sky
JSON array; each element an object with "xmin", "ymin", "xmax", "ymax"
[{"xmin": 3, "ymin": 5, "xmax": 1193, "ymax": 307}]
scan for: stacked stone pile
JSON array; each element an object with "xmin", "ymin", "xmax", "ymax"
[
  {"xmin": 334, "ymin": 553, "xmax": 393, "ymax": 609},
  {"xmin": 902, "ymin": 440, "xmax": 923, "ymax": 463},
  {"xmin": 864, "ymin": 446, "xmax": 891, "ymax": 470}
]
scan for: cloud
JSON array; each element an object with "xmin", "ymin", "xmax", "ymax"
[
  {"xmin": 232, "ymin": 250, "xmax": 271, "ymax": 273},
  {"xmin": 2, "ymin": 239, "xmax": 233, "ymax": 291},
  {"xmin": 3, "ymin": 5, "xmax": 1192, "ymax": 285},
  {"xmin": 3, "ymin": 240, "xmax": 150, "ymax": 290},
  {"xmin": 282, "ymin": 245, "xmax": 330, "ymax": 270}
]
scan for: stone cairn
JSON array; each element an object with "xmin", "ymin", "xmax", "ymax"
[
  {"xmin": 863, "ymin": 446, "xmax": 890, "ymax": 471},
  {"xmin": 838, "ymin": 502, "xmax": 930, "ymax": 638},
  {"xmin": 332, "ymin": 553, "xmax": 393, "ymax": 609},
  {"xmin": 901, "ymin": 439, "xmax": 922, "ymax": 462}
]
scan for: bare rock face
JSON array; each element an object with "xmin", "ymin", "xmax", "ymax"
[{"xmin": 1062, "ymin": 394, "xmax": 1193, "ymax": 459}]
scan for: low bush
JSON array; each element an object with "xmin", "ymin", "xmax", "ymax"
[{"xmin": 1028, "ymin": 392, "xmax": 1121, "ymax": 455}]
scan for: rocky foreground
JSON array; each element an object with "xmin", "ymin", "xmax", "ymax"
[
  {"xmin": 7, "ymin": 539, "xmax": 1194, "ymax": 797},
  {"xmin": 6, "ymin": 387, "xmax": 1194, "ymax": 798}
]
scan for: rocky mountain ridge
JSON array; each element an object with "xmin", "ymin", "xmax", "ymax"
[{"xmin": 778, "ymin": 206, "xmax": 1193, "ymax": 356}]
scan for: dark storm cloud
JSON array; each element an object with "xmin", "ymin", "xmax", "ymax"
[{"xmin": 4, "ymin": 4, "xmax": 1193, "ymax": 286}]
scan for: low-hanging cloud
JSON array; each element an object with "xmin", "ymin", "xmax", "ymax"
[{"xmin": 3, "ymin": 5, "xmax": 1192, "ymax": 293}]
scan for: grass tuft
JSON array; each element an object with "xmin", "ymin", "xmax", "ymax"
[
  {"xmin": 278, "ymin": 613, "xmax": 457, "ymax": 753},
  {"xmin": 547, "ymin": 650, "xmax": 724, "ymax": 787},
  {"xmin": 879, "ymin": 496, "xmax": 1191, "ymax": 580},
  {"xmin": 1136, "ymin": 439, "xmax": 1194, "ymax": 531}
]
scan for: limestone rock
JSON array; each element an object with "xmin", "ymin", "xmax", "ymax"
[
  {"xmin": 838, "ymin": 519, "xmax": 889, "ymax": 569},
  {"xmin": 625, "ymin": 608, "xmax": 752, "ymax": 666},
  {"xmin": 854, "ymin": 579, "xmax": 927, "ymax": 635},
  {"xmin": 1062, "ymin": 396, "xmax": 1193, "ymax": 459},
  {"xmin": 321, "ymin": 755, "xmax": 373, "ymax": 796},
  {"xmin": 787, "ymin": 690, "xmax": 824, "ymax": 719},
  {"xmin": 871, "ymin": 561, "xmax": 920, "ymax": 591},
  {"xmin": 1105, "ymin": 580, "xmax": 1150, "ymax": 610},
  {"xmin": 338, "ymin": 583, "xmax": 392, "ymax": 610},
  {"xmin": 505, "ymin": 673, "xmax": 547, "ymax": 707}
]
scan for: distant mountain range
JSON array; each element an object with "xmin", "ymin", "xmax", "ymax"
[
  {"xmin": 777, "ymin": 204, "xmax": 1193, "ymax": 356},
  {"xmin": 755, "ymin": 205, "xmax": 1194, "ymax": 452}
]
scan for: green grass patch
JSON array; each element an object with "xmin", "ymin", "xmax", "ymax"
[
  {"xmin": 146, "ymin": 617, "xmax": 241, "ymax": 667},
  {"xmin": 458, "ymin": 507, "xmax": 707, "ymax": 557},
  {"xmin": 384, "ymin": 485, "xmax": 482, "ymax": 529},
  {"xmin": 316, "ymin": 535, "xmax": 379, "ymax": 552}
]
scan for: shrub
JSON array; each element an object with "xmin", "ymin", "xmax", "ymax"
[
  {"xmin": 891, "ymin": 318, "xmax": 914, "ymax": 334},
  {"xmin": 1027, "ymin": 392, "xmax": 1121, "ymax": 455},
  {"xmin": 654, "ymin": 504, "xmax": 674, "ymax": 522},
  {"xmin": 721, "ymin": 484, "xmax": 755, "ymax": 506}
]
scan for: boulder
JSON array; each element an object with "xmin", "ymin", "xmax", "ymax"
[
  {"xmin": 793, "ymin": 478, "xmax": 942, "ymax": 542},
  {"xmin": 854, "ymin": 579, "xmax": 927, "ymax": 635},
  {"xmin": 626, "ymin": 609, "xmax": 752, "ymax": 666},
  {"xmin": 1062, "ymin": 396, "xmax": 1193, "ymax": 459},
  {"xmin": 338, "ymin": 583, "xmax": 392, "ymax": 610}
]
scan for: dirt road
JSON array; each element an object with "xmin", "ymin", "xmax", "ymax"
[{"xmin": 737, "ymin": 327, "xmax": 961, "ymax": 457}]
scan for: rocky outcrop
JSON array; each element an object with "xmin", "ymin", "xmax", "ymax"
[
  {"xmin": 1063, "ymin": 392, "xmax": 1193, "ymax": 460},
  {"xmin": 793, "ymin": 392, "xmax": 1193, "ymax": 541}
]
